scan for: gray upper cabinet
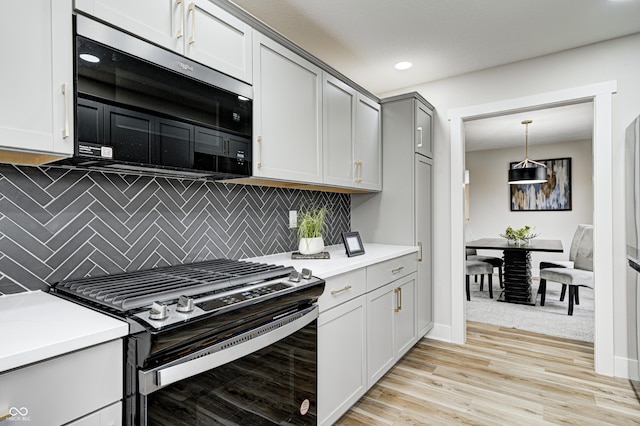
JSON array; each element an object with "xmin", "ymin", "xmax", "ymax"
[
  {"xmin": 323, "ymin": 74, "xmax": 356, "ymax": 188},
  {"xmin": 75, "ymin": 0, "xmax": 253, "ymax": 83},
  {"xmin": 0, "ymin": 0, "xmax": 74, "ymax": 164},
  {"xmin": 355, "ymin": 95, "xmax": 382, "ymax": 191},
  {"xmin": 252, "ymin": 32, "xmax": 323, "ymax": 184},
  {"xmin": 323, "ymin": 74, "xmax": 381, "ymax": 191},
  {"xmin": 416, "ymin": 101, "xmax": 433, "ymax": 158}
]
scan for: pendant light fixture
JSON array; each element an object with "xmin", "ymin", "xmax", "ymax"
[{"xmin": 508, "ymin": 119, "xmax": 547, "ymax": 184}]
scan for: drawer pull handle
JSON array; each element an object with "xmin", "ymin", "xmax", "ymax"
[
  {"xmin": 331, "ymin": 285, "xmax": 352, "ymax": 295},
  {"xmin": 418, "ymin": 241, "xmax": 423, "ymax": 262},
  {"xmin": 391, "ymin": 266, "xmax": 404, "ymax": 273}
]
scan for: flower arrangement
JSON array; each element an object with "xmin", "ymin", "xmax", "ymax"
[{"xmin": 499, "ymin": 225, "xmax": 539, "ymax": 245}]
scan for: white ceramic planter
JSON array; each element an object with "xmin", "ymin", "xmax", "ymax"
[{"xmin": 298, "ymin": 237, "xmax": 324, "ymax": 255}]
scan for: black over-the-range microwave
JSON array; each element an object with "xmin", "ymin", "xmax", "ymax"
[{"xmin": 54, "ymin": 15, "xmax": 253, "ymax": 179}]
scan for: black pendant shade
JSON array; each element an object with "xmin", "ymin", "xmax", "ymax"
[
  {"xmin": 508, "ymin": 119, "xmax": 547, "ymax": 184},
  {"xmin": 508, "ymin": 166, "xmax": 547, "ymax": 184}
]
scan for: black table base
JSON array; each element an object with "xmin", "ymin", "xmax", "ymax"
[{"xmin": 498, "ymin": 250, "xmax": 536, "ymax": 305}]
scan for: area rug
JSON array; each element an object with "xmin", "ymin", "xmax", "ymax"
[{"xmin": 465, "ymin": 276, "xmax": 594, "ymax": 342}]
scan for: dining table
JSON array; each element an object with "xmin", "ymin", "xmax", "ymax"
[{"xmin": 465, "ymin": 238, "xmax": 563, "ymax": 305}]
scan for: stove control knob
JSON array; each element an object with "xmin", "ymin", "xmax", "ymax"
[
  {"xmin": 149, "ymin": 302, "xmax": 168, "ymax": 320},
  {"xmin": 301, "ymin": 268, "xmax": 313, "ymax": 280},
  {"xmin": 176, "ymin": 295, "xmax": 194, "ymax": 313},
  {"xmin": 289, "ymin": 271, "xmax": 301, "ymax": 283}
]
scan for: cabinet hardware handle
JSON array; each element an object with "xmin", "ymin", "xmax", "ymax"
[
  {"xmin": 417, "ymin": 126, "xmax": 423, "ymax": 148},
  {"xmin": 188, "ymin": 2, "xmax": 196, "ymax": 44},
  {"xmin": 223, "ymin": 138, "xmax": 229, "ymax": 155},
  {"xmin": 394, "ymin": 288, "xmax": 401, "ymax": 313},
  {"xmin": 62, "ymin": 83, "xmax": 70, "ymax": 139},
  {"xmin": 398, "ymin": 287, "xmax": 402, "ymax": 311},
  {"xmin": 354, "ymin": 160, "xmax": 363, "ymax": 183},
  {"xmin": 257, "ymin": 135, "xmax": 263, "ymax": 168},
  {"xmin": 418, "ymin": 241, "xmax": 423, "ymax": 262},
  {"xmin": 391, "ymin": 266, "xmax": 404, "ymax": 273},
  {"xmin": 330, "ymin": 285, "xmax": 352, "ymax": 295},
  {"xmin": 176, "ymin": 0, "xmax": 184, "ymax": 38}
]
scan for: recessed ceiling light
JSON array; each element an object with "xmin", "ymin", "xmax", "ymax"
[
  {"xmin": 79, "ymin": 53, "xmax": 100, "ymax": 63},
  {"xmin": 394, "ymin": 61, "xmax": 412, "ymax": 70}
]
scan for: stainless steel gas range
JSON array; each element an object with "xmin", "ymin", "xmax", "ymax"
[{"xmin": 51, "ymin": 259, "xmax": 325, "ymax": 426}]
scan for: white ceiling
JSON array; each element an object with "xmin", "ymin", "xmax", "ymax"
[
  {"xmin": 230, "ymin": 0, "xmax": 640, "ymax": 150},
  {"xmin": 464, "ymin": 102, "xmax": 594, "ymax": 152}
]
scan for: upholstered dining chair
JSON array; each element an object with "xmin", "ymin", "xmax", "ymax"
[
  {"xmin": 538, "ymin": 224, "xmax": 592, "ymax": 302},
  {"xmin": 465, "ymin": 224, "xmax": 504, "ymax": 288},
  {"xmin": 465, "ymin": 260, "xmax": 494, "ymax": 301},
  {"xmin": 466, "ymin": 248, "xmax": 504, "ymax": 289},
  {"xmin": 538, "ymin": 225, "xmax": 593, "ymax": 315}
]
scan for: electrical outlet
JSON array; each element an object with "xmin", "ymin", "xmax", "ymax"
[{"xmin": 289, "ymin": 210, "xmax": 297, "ymax": 228}]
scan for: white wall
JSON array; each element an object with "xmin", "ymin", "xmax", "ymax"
[
  {"xmin": 466, "ymin": 139, "xmax": 594, "ymax": 276},
  {"xmin": 380, "ymin": 32, "xmax": 640, "ymax": 378}
]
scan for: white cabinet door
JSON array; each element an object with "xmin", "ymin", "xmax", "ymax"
[
  {"xmin": 0, "ymin": 0, "xmax": 73, "ymax": 160},
  {"xmin": 318, "ymin": 295, "xmax": 367, "ymax": 426},
  {"xmin": 323, "ymin": 74, "xmax": 356, "ymax": 188},
  {"xmin": 415, "ymin": 101, "xmax": 433, "ymax": 158},
  {"xmin": 366, "ymin": 282, "xmax": 395, "ymax": 387},
  {"xmin": 416, "ymin": 155, "xmax": 434, "ymax": 336},
  {"xmin": 184, "ymin": 0, "xmax": 253, "ymax": 83},
  {"xmin": 253, "ymin": 33, "xmax": 323, "ymax": 183},
  {"xmin": 394, "ymin": 273, "xmax": 418, "ymax": 358},
  {"xmin": 75, "ymin": 0, "xmax": 253, "ymax": 83},
  {"xmin": 366, "ymin": 272, "xmax": 418, "ymax": 387},
  {"xmin": 75, "ymin": 0, "xmax": 180, "ymax": 53},
  {"xmin": 354, "ymin": 95, "xmax": 382, "ymax": 191}
]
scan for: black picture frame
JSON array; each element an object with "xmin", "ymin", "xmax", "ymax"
[
  {"xmin": 509, "ymin": 157, "xmax": 572, "ymax": 211},
  {"xmin": 342, "ymin": 231, "xmax": 365, "ymax": 257}
]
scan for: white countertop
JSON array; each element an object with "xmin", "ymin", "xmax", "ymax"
[
  {"xmin": 243, "ymin": 243, "xmax": 418, "ymax": 278},
  {"xmin": 0, "ymin": 291, "xmax": 129, "ymax": 373}
]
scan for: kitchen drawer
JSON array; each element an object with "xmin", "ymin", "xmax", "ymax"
[
  {"xmin": 366, "ymin": 253, "xmax": 418, "ymax": 292},
  {"xmin": 317, "ymin": 268, "xmax": 366, "ymax": 312},
  {"xmin": 66, "ymin": 401, "xmax": 122, "ymax": 426},
  {"xmin": 0, "ymin": 339, "xmax": 122, "ymax": 426}
]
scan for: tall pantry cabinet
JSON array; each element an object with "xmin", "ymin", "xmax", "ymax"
[{"xmin": 352, "ymin": 92, "xmax": 434, "ymax": 337}]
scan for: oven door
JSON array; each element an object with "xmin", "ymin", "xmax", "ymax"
[{"xmin": 137, "ymin": 305, "xmax": 318, "ymax": 426}]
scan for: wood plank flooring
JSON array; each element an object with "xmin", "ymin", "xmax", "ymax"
[{"xmin": 335, "ymin": 321, "xmax": 640, "ymax": 425}]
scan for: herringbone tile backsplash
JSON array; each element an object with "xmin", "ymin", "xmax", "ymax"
[{"xmin": 0, "ymin": 165, "xmax": 350, "ymax": 294}]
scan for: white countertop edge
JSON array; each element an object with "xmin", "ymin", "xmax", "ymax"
[
  {"xmin": 243, "ymin": 243, "xmax": 419, "ymax": 279},
  {"xmin": 0, "ymin": 291, "xmax": 129, "ymax": 373}
]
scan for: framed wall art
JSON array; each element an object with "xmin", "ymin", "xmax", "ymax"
[{"xmin": 509, "ymin": 157, "xmax": 572, "ymax": 211}]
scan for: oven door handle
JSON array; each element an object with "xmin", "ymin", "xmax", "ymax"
[{"xmin": 138, "ymin": 305, "xmax": 318, "ymax": 396}]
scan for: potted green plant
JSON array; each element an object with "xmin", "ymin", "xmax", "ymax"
[
  {"xmin": 297, "ymin": 207, "xmax": 327, "ymax": 255},
  {"xmin": 500, "ymin": 225, "xmax": 539, "ymax": 245}
]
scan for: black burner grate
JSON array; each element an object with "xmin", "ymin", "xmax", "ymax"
[{"xmin": 53, "ymin": 259, "xmax": 293, "ymax": 312}]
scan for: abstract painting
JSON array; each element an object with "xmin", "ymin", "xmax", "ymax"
[{"xmin": 510, "ymin": 157, "xmax": 572, "ymax": 211}]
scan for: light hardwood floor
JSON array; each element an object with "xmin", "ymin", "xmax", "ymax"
[{"xmin": 335, "ymin": 321, "xmax": 640, "ymax": 425}]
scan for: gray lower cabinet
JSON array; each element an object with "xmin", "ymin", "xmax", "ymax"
[
  {"xmin": 352, "ymin": 92, "xmax": 434, "ymax": 337},
  {"xmin": 317, "ymin": 252, "xmax": 418, "ymax": 425},
  {"xmin": 0, "ymin": 340, "xmax": 123, "ymax": 426}
]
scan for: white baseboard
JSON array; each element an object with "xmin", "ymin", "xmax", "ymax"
[
  {"xmin": 423, "ymin": 323, "xmax": 454, "ymax": 343},
  {"xmin": 614, "ymin": 355, "xmax": 639, "ymax": 380}
]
